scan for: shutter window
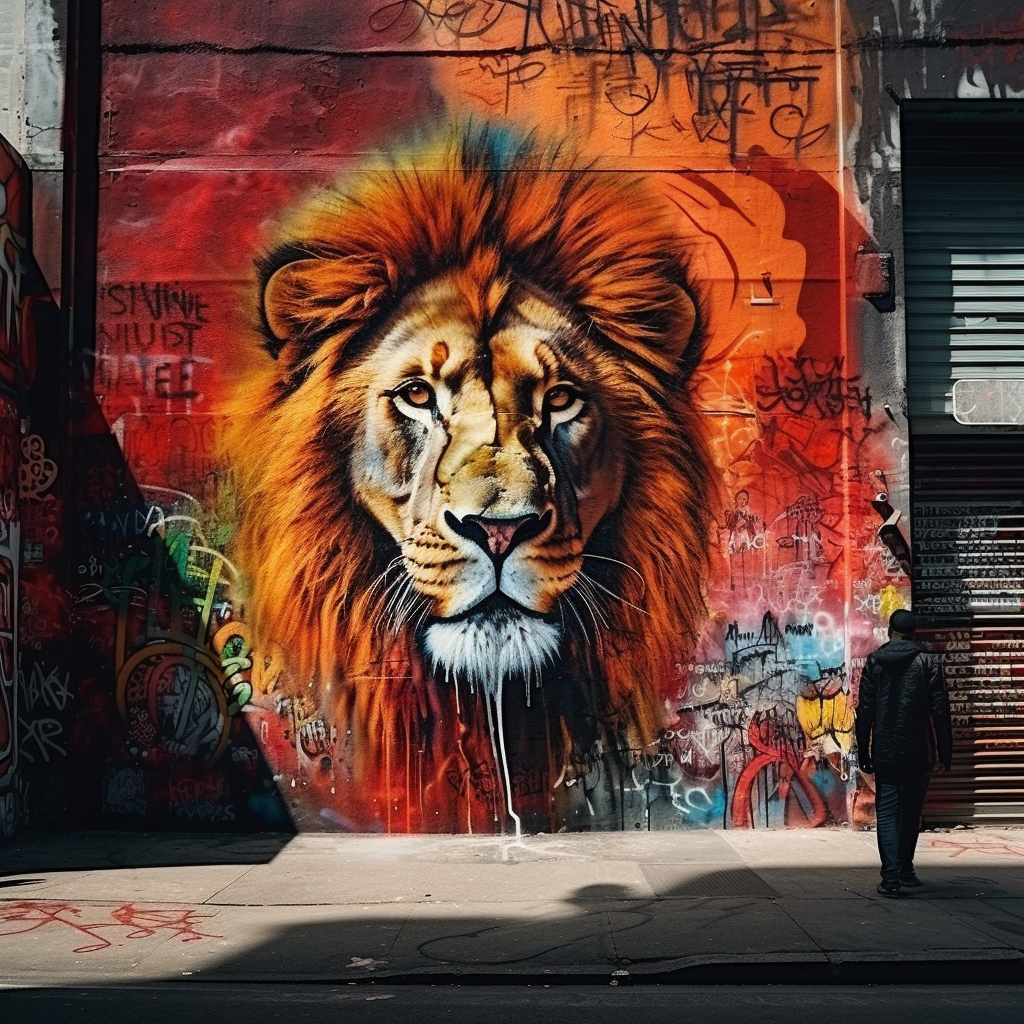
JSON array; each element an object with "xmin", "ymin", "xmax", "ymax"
[
  {"xmin": 951, "ymin": 251, "xmax": 1024, "ymax": 425},
  {"xmin": 902, "ymin": 101, "xmax": 1024, "ymax": 825}
]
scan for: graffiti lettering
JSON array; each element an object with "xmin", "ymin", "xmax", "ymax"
[
  {"xmin": 757, "ymin": 356, "xmax": 872, "ymax": 420},
  {"xmin": 370, "ymin": 2, "xmax": 829, "ymax": 159},
  {"xmin": 81, "ymin": 350, "xmax": 208, "ymax": 402},
  {"xmin": 17, "ymin": 716, "xmax": 65, "ymax": 763},
  {"xmin": 101, "ymin": 282, "xmax": 209, "ymax": 325},
  {"xmin": 171, "ymin": 801, "xmax": 236, "ymax": 822},
  {"xmin": 18, "ymin": 663, "xmax": 71, "ymax": 713}
]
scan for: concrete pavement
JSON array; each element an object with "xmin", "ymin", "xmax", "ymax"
[{"xmin": 3, "ymin": 826, "xmax": 1024, "ymax": 986}]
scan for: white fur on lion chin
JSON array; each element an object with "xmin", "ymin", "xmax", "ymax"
[{"xmin": 424, "ymin": 609, "xmax": 560, "ymax": 698}]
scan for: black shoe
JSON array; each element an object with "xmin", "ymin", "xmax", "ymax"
[
  {"xmin": 898, "ymin": 872, "xmax": 924, "ymax": 888},
  {"xmin": 876, "ymin": 882, "xmax": 908, "ymax": 898}
]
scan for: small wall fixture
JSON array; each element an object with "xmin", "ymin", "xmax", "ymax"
[{"xmin": 856, "ymin": 248, "xmax": 895, "ymax": 311}]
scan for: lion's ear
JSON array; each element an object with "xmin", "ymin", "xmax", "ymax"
[
  {"xmin": 672, "ymin": 285, "xmax": 697, "ymax": 349},
  {"xmin": 668, "ymin": 283, "xmax": 703, "ymax": 381},
  {"xmin": 261, "ymin": 254, "xmax": 395, "ymax": 361},
  {"xmin": 262, "ymin": 259, "xmax": 323, "ymax": 356}
]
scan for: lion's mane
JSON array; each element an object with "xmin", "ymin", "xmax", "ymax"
[{"xmin": 226, "ymin": 128, "xmax": 718, "ymax": 803}]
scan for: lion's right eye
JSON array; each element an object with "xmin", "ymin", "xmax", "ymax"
[{"xmin": 393, "ymin": 381, "xmax": 436, "ymax": 413}]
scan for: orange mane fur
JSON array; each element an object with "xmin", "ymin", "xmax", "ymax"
[{"xmin": 225, "ymin": 127, "xmax": 718, "ymax": 803}]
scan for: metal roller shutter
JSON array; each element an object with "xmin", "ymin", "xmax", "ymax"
[{"xmin": 901, "ymin": 102, "xmax": 1024, "ymax": 825}]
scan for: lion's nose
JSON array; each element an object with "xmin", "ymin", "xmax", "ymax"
[{"xmin": 444, "ymin": 510, "xmax": 552, "ymax": 559}]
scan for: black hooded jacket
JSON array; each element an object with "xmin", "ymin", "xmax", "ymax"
[{"xmin": 856, "ymin": 639, "xmax": 953, "ymax": 773}]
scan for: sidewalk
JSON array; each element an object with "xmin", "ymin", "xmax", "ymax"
[{"xmin": 3, "ymin": 826, "xmax": 1024, "ymax": 986}]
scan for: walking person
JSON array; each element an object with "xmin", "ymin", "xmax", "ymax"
[{"xmin": 856, "ymin": 609, "xmax": 953, "ymax": 897}]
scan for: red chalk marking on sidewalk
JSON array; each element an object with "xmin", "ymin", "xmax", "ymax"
[
  {"xmin": 0, "ymin": 900, "xmax": 221, "ymax": 953},
  {"xmin": 928, "ymin": 838, "xmax": 1024, "ymax": 859}
]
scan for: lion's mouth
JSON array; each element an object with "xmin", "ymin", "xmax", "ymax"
[{"xmin": 426, "ymin": 591, "xmax": 549, "ymax": 627}]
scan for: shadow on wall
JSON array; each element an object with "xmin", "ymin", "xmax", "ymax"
[
  {"xmin": 1, "ymin": 133, "xmax": 293, "ymax": 838},
  {"xmin": 0, "ymin": 132, "xmax": 71, "ymax": 838},
  {"xmin": 66, "ymin": 356, "xmax": 294, "ymax": 835}
]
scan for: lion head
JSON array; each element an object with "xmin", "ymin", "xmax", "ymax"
[{"xmin": 227, "ymin": 128, "xmax": 717, "ymax": 781}]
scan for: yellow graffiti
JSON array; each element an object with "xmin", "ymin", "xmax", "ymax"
[
  {"xmin": 878, "ymin": 584, "xmax": 907, "ymax": 621},
  {"xmin": 796, "ymin": 686, "xmax": 855, "ymax": 755},
  {"xmin": 211, "ymin": 621, "xmax": 286, "ymax": 713}
]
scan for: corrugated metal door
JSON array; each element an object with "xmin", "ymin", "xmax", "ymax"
[{"xmin": 902, "ymin": 102, "xmax": 1024, "ymax": 825}]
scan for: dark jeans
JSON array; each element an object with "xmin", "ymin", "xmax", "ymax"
[{"xmin": 874, "ymin": 764, "xmax": 933, "ymax": 884}]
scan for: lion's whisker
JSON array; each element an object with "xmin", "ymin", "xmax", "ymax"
[
  {"xmin": 572, "ymin": 585, "xmax": 607, "ymax": 643},
  {"xmin": 393, "ymin": 592, "xmax": 429, "ymax": 635},
  {"xmin": 381, "ymin": 574, "xmax": 416, "ymax": 631},
  {"xmin": 386, "ymin": 601, "xmax": 415, "ymax": 637},
  {"xmin": 378, "ymin": 569, "xmax": 413, "ymax": 609},
  {"xmin": 401, "ymin": 592, "xmax": 430, "ymax": 635},
  {"xmin": 579, "ymin": 553, "xmax": 647, "ymax": 596},
  {"xmin": 368, "ymin": 556, "xmax": 408, "ymax": 597},
  {"xmin": 373, "ymin": 553, "xmax": 406, "ymax": 578},
  {"xmin": 412, "ymin": 596, "xmax": 433, "ymax": 635},
  {"xmin": 571, "ymin": 573, "xmax": 609, "ymax": 623},
  {"xmin": 560, "ymin": 590, "xmax": 589, "ymax": 641},
  {"xmin": 573, "ymin": 577, "xmax": 610, "ymax": 629},
  {"xmin": 387, "ymin": 583, "xmax": 412, "ymax": 628},
  {"xmin": 565, "ymin": 588, "xmax": 605, "ymax": 658},
  {"xmin": 578, "ymin": 569, "xmax": 649, "ymax": 617},
  {"xmin": 393, "ymin": 581, "xmax": 421, "ymax": 626}
]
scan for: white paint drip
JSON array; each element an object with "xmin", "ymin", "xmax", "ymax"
[
  {"xmin": 492, "ymin": 681, "xmax": 523, "ymax": 840},
  {"xmin": 484, "ymin": 688, "xmax": 503, "ymax": 823}
]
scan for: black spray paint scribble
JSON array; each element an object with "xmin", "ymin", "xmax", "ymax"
[{"xmin": 369, "ymin": 1, "xmax": 831, "ymax": 156}]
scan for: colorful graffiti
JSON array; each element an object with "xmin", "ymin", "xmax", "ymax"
[
  {"xmin": 67, "ymin": 467, "xmax": 288, "ymax": 828},
  {"xmin": 74, "ymin": 0, "xmax": 1014, "ymax": 834}
]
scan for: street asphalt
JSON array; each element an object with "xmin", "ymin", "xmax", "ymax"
[
  {"xmin": 2, "ymin": 825, "xmax": 1024, "ymax": 987},
  {"xmin": 5, "ymin": 985, "xmax": 1024, "ymax": 1024}
]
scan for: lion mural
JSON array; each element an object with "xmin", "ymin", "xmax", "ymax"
[{"xmin": 226, "ymin": 128, "xmax": 718, "ymax": 832}]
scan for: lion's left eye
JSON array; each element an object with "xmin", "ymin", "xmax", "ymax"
[
  {"xmin": 546, "ymin": 386, "xmax": 576, "ymax": 411},
  {"xmin": 544, "ymin": 385, "xmax": 585, "ymax": 422}
]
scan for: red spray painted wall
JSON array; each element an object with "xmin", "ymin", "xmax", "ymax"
[{"xmin": 74, "ymin": 0, "xmax": 917, "ymax": 832}]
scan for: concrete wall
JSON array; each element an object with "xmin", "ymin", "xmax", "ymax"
[{"xmin": 0, "ymin": 0, "xmax": 65, "ymax": 300}]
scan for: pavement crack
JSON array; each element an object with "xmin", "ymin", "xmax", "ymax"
[
  {"xmin": 773, "ymin": 898, "xmax": 829, "ymax": 956},
  {"xmin": 202, "ymin": 863, "xmax": 256, "ymax": 904}
]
